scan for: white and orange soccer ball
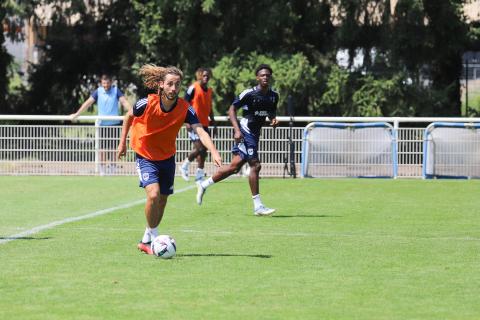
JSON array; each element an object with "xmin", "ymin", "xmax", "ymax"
[{"xmin": 151, "ymin": 235, "xmax": 177, "ymax": 259}]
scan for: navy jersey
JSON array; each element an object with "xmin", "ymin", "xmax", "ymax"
[{"xmin": 232, "ymin": 86, "xmax": 279, "ymax": 136}]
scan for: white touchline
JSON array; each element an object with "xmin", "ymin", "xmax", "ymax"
[{"xmin": 0, "ymin": 184, "xmax": 196, "ymax": 245}]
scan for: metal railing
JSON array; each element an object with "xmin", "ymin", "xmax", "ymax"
[{"xmin": 1, "ymin": 115, "xmax": 479, "ymax": 177}]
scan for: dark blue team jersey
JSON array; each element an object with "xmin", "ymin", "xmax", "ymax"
[
  {"xmin": 232, "ymin": 86, "xmax": 279, "ymax": 136},
  {"xmin": 133, "ymin": 97, "xmax": 199, "ymax": 125}
]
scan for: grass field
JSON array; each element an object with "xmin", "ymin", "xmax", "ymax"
[{"xmin": 1, "ymin": 176, "xmax": 480, "ymax": 319}]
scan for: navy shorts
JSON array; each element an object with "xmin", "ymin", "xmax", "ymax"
[
  {"xmin": 232, "ymin": 130, "xmax": 260, "ymax": 161},
  {"xmin": 188, "ymin": 126, "xmax": 210, "ymax": 142},
  {"xmin": 135, "ymin": 154, "xmax": 175, "ymax": 195}
]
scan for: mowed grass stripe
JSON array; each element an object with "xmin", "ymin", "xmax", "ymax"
[
  {"xmin": 1, "ymin": 177, "xmax": 480, "ymax": 319},
  {"xmin": 0, "ymin": 183, "xmax": 195, "ymax": 245}
]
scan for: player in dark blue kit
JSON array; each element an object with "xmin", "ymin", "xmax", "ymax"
[{"xmin": 196, "ymin": 64, "xmax": 279, "ymax": 216}]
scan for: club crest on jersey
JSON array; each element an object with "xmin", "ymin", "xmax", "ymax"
[
  {"xmin": 248, "ymin": 148, "xmax": 254, "ymax": 155},
  {"xmin": 142, "ymin": 172, "xmax": 150, "ymax": 181},
  {"xmin": 254, "ymin": 110, "xmax": 268, "ymax": 116}
]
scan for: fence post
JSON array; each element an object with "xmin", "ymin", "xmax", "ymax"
[
  {"xmin": 94, "ymin": 119, "xmax": 100, "ymax": 175},
  {"xmin": 393, "ymin": 118, "xmax": 399, "ymax": 179}
]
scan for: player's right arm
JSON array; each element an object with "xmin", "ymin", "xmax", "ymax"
[
  {"xmin": 118, "ymin": 96, "xmax": 132, "ymax": 115},
  {"xmin": 228, "ymin": 105, "xmax": 243, "ymax": 143},
  {"xmin": 230, "ymin": 89, "xmax": 252, "ymax": 143},
  {"xmin": 70, "ymin": 96, "xmax": 95, "ymax": 120},
  {"xmin": 269, "ymin": 91, "xmax": 280, "ymax": 128},
  {"xmin": 184, "ymin": 85, "xmax": 195, "ymax": 132},
  {"xmin": 117, "ymin": 108, "xmax": 134, "ymax": 159},
  {"xmin": 117, "ymin": 98, "xmax": 146, "ymax": 159}
]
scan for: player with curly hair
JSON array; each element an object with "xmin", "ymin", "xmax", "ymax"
[{"xmin": 117, "ymin": 65, "xmax": 222, "ymax": 254}]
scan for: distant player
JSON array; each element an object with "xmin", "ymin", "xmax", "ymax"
[
  {"xmin": 196, "ymin": 64, "xmax": 279, "ymax": 216},
  {"xmin": 117, "ymin": 65, "xmax": 222, "ymax": 255},
  {"xmin": 71, "ymin": 74, "xmax": 131, "ymax": 175},
  {"xmin": 180, "ymin": 68, "xmax": 216, "ymax": 182}
]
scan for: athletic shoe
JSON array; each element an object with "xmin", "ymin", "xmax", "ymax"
[
  {"xmin": 254, "ymin": 206, "xmax": 275, "ymax": 216},
  {"xmin": 196, "ymin": 181, "xmax": 206, "ymax": 205},
  {"xmin": 180, "ymin": 165, "xmax": 189, "ymax": 181},
  {"xmin": 137, "ymin": 241, "xmax": 153, "ymax": 255}
]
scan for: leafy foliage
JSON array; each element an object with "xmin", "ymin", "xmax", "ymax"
[
  {"xmin": 1, "ymin": 0, "xmax": 476, "ymax": 116},
  {"xmin": 319, "ymin": 66, "xmax": 417, "ymax": 117},
  {"xmin": 8, "ymin": 0, "xmax": 138, "ymax": 115},
  {"xmin": 210, "ymin": 52, "xmax": 319, "ymax": 116}
]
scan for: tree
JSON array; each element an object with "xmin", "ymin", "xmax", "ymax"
[
  {"xmin": 210, "ymin": 51, "xmax": 319, "ymax": 116},
  {"xmin": 131, "ymin": 1, "xmax": 335, "ymax": 74},
  {"xmin": 330, "ymin": 0, "xmax": 469, "ymax": 116},
  {"xmin": 423, "ymin": 0, "xmax": 467, "ymax": 116},
  {"xmin": 0, "ymin": 0, "xmax": 30, "ymax": 114},
  {"xmin": 1, "ymin": 0, "xmax": 474, "ymax": 117},
  {"xmin": 14, "ymin": 0, "xmax": 138, "ymax": 115},
  {"xmin": 0, "ymin": 5, "xmax": 11, "ymax": 113}
]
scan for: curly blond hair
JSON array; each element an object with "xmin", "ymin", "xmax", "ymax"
[{"xmin": 139, "ymin": 64, "xmax": 184, "ymax": 91}]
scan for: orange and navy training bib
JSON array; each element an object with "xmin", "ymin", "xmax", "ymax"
[
  {"xmin": 185, "ymin": 82, "xmax": 213, "ymax": 127},
  {"xmin": 130, "ymin": 94, "xmax": 199, "ymax": 160}
]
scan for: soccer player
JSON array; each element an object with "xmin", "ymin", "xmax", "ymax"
[
  {"xmin": 117, "ymin": 65, "xmax": 222, "ymax": 255},
  {"xmin": 196, "ymin": 64, "xmax": 279, "ymax": 216},
  {"xmin": 71, "ymin": 74, "xmax": 131, "ymax": 175},
  {"xmin": 180, "ymin": 68, "xmax": 216, "ymax": 182}
]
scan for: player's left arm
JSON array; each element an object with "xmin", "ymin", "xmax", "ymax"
[
  {"xmin": 209, "ymin": 91, "xmax": 216, "ymax": 124},
  {"xmin": 269, "ymin": 115, "xmax": 279, "ymax": 128},
  {"xmin": 192, "ymin": 124, "xmax": 222, "ymax": 166},
  {"xmin": 209, "ymin": 107, "xmax": 217, "ymax": 137},
  {"xmin": 117, "ymin": 108, "xmax": 134, "ymax": 159},
  {"xmin": 118, "ymin": 96, "xmax": 132, "ymax": 114},
  {"xmin": 268, "ymin": 93, "xmax": 279, "ymax": 128},
  {"xmin": 116, "ymin": 88, "xmax": 131, "ymax": 114},
  {"xmin": 185, "ymin": 105, "xmax": 221, "ymax": 166},
  {"xmin": 209, "ymin": 108, "xmax": 216, "ymax": 126}
]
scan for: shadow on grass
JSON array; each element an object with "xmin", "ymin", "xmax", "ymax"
[
  {"xmin": 177, "ymin": 253, "xmax": 272, "ymax": 258},
  {"xmin": 272, "ymin": 215, "xmax": 341, "ymax": 218},
  {"xmin": 0, "ymin": 236, "xmax": 51, "ymax": 240}
]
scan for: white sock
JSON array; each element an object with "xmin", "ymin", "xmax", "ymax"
[
  {"xmin": 182, "ymin": 158, "xmax": 190, "ymax": 169},
  {"xmin": 142, "ymin": 226, "xmax": 158, "ymax": 243},
  {"xmin": 252, "ymin": 194, "xmax": 262, "ymax": 210},
  {"xmin": 141, "ymin": 227, "xmax": 150, "ymax": 243},
  {"xmin": 196, "ymin": 168, "xmax": 204, "ymax": 180},
  {"xmin": 149, "ymin": 227, "xmax": 158, "ymax": 239},
  {"xmin": 200, "ymin": 177, "xmax": 215, "ymax": 189}
]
